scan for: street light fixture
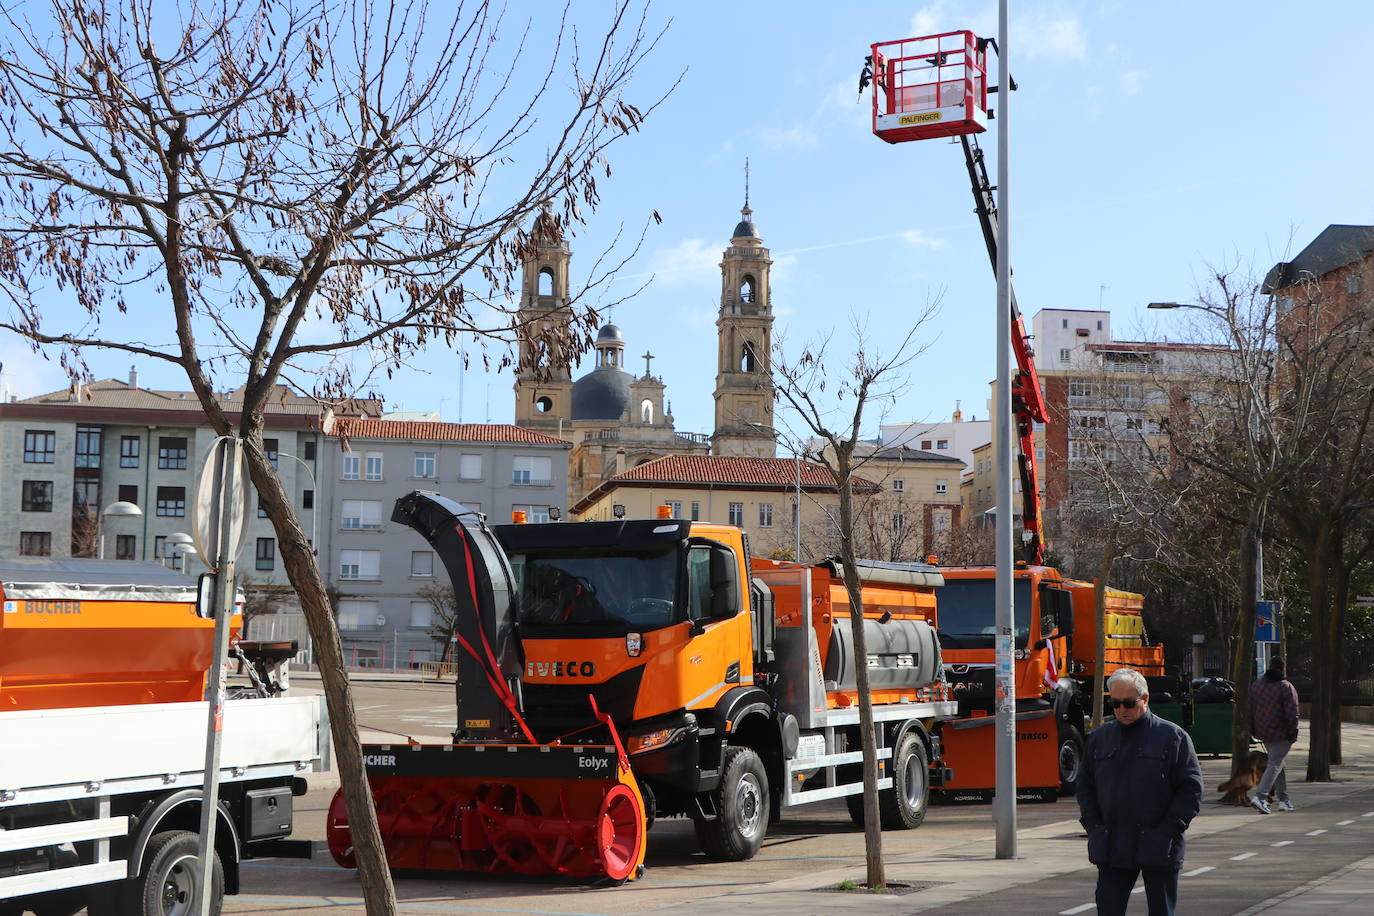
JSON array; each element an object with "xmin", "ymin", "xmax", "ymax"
[
  {"xmin": 276, "ymin": 452, "xmax": 319, "ymax": 555},
  {"xmin": 98, "ymin": 500, "xmax": 143, "ymax": 559}
]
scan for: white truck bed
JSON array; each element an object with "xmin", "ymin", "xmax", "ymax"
[{"xmin": 0, "ymin": 695, "xmax": 329, "ymax": 805}]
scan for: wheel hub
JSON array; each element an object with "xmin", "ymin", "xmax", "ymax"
[{"xmin": 735, "ymin": 773, "xmax": 762, "ymax": 837}]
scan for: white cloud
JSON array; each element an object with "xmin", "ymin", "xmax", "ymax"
[
  {"xmin": 0, "ymin": 339, "xmax": 68, "ymax": 401},
  {"xmin": 759, "ymin": 123, "xmax": 821, "ymax": 150},
  {"xmin": 908, "ymin": 2, "xmax": 1087, "ymax": 63},
  {"xmin": 1120, "ymin": 69, "xmax": 1145, "ymax": 98},
  {"xmin": 646, "ymin": 238, "xmax": 718, "ymax": 287},
  {"xmin": 900, "ymin": 229, "xmax": 948, "ymax": 249}
]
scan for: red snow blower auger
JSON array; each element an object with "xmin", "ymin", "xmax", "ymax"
[{"xmin": 325, "ymin": 492, "xmax": 647, "ymax": 882}]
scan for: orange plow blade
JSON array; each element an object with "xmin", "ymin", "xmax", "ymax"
[{"xmin": 327, "ymin": 743, "xmax": 646, "ymax": 882}]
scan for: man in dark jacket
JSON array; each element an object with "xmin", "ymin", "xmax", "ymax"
[{"xmin": 1078, "ymin": 667, "xmax": 1203, "ymax": 916}]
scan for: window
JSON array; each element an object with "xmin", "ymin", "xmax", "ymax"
[
  {"xmin": 302, "ymin": 489, "xmax": 314, "ymax": 510},
  {"xmin": 460, "ymin": 454, "xmax": 482, "ymax": 479},
  {"xmin": 336, "ymin": 599, "xmax": 377, "ymax": 631},
  {"xmin": 1125, "ymin": 417, "xmax": 1143, "ymax": 430},
  {"xmin": 341, "ymin": 499, "xmax": 384, "ymax": 530},
  {"xmin": 339, "ymin": 549, "xmax": 381, "ymax": 580},
  {"xmin": 934, "ymin": 511, "xmax": 951, "ymax": 532},
  {"xmin": 410, "ymin": 601, "xmax": 433, "ymax": 629},
  {"xmin": 156, "ymin": 486, "xmax": 186, "ymax": 517},
  {"xmin": 641, "ymin": 399, "xmax": 653, "ymax": 423},
  {"xmin": 20, "ymin": 531, "xmax": 51, "ymax": 556},
  {"xmin": 120, "ymin": 436, "xmax": 141, "ymax": 468},
  {"xmin": 117, "ymin": 484, "xmax": 138, "ymax": 506},
  {"xmin": 893, "ymin": 478, "xmax": 904, "ymax": 492},
  {"xmin": 1036, "ymin": 448, "xmax": 1045, "ymax": 463},
  {"xmin": 303, "ymin": 440, "xmax": 317, "ymax": 461},
  {"xmin": 1347, "ymin": 272, "xmax": 1363, "ymax": 295},
  {"xmin": 758, "ymin": 503, "xmax": 773, "ymax": 528},
  {"xmin": 920, "ymin": 439, "xmax": 932, "ymax": 450},
  {"xmin": 690, "ymin": 501, "xmax": 700, "ymax": 521},
  {"xmin": 72, "ymin": 480, "xmax": 99, "ymax": 515},
  {"xmin": 22, "ymin": 480, "xmax": 54, "ymax": 512},
  {"xmin": 1059, "ymin": 348, "xmax": 1071, "ymax": 363},
  {"xmin": 256, "ymin": 537, "xmax": 276, "ymax": 571},
  {"xmin": 341, "ymin": 454, "xmax": 360, "ymax": 480},
  {"xmin": 154, "ymin": 535, "xmax": 167, "ymax": 561},
  {"xmin": 892, "ymin": 513, "xmax": 905, "ymax": 531},
  {"xmin": 666, "ymin": 501, "xmax": 682, "ymax": 518},
  {"xmin": 258, "ymin": 497, "xmax": 269, "ymax": 519},
  {"xmin": 1096, "ymin": 320, "xmax": 1103, "ymax": 331},
  {"xmin": 519, "ymin": 506, "xmax": 551, "ymax": 524},
  {"xmin": 936, "ymin": 439, "xmax": 949, "ymax": 449},
  {"xmin": 512, "ymin": 455, "xmax": 551, "ymax": 486},
  {"xmin": 157, "ymin": 436, "xmax": 188, "ymax": 469},
  {"xmin": 115, "ymin": 534, "xmax": 137, "ymax": 560},
  {"xmin": 1062, "ymin": 318, "xmax": 1068, "ymax": 329},
  {"xmin": 364, "ymin": 452, "xmax": 383, "ymax": 481},
  {"xmin": 263, "ymin": 438, "xmax": 279, "ymax": 469},
  {"xmin": 75, "ymin": 426, "xmax": 102, "ymax": 468},
  {"xmin": 23, "ymin": 430, "xmax": 55, "ymax": 463},
  {"xmin": 414, "ymin": 451, "xmax": 436, "ymax": 478},
  {"xmin": 411, "ymin": 550, "xmax": 434, "ymax": 577},
  {"xmin": 728, "ymin": 502, "xmax": 744, "ymax": 527},
  {"xmin": 935, "ymin": 478, "xmax": 948, "ymax": 495}
]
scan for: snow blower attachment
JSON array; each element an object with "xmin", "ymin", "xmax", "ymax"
[{"xmin": 325, "ymin": 492, "xmax": 646, "ymax": 882}]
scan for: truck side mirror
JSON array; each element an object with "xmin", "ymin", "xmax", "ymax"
[
  {"xmin": 1055, "ymin": 589, "xmax": 1075, "ymax": 637},
  {"xmin": 709, "ymin": 547, "xmax": 737, "ymax": 619}
]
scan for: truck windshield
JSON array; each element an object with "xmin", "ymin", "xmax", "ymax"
[
  {"xmin": 509, "ymin": 544, "xmax": 681, "ymax": 636},
  {"xmin": 936, "ymin": 578, "xmax": 1032, "ymax": 649}
]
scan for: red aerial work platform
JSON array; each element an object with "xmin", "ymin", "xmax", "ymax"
[{"xmin": 870, "ymin": 31, "xmax": 988, "ymax": 144}]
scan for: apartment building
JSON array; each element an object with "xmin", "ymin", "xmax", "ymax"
[
  {"xmin": 321, "ymin": 418, "xmax": 571, "ymax": 667},
  {"xmin": 0, "ymin": 375, "xmax": 340, "ymax": 586},
  {"xmin": 569, "ymin": 454, "xmax": 879, "ymax": 562}
]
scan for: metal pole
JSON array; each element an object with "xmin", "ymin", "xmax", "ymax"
[
  {"xmin": 195, "ymin": 439, "xmax": 243, "ymax": 915},
  {"xmin": 794, "ymin": 451, "xmax": 802, "ymax": 562},
  {"xmin": 992, "ymin": 0, "xmax": 1018, "ymax": 860}
]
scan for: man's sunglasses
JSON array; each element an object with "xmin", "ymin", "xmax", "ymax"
[{"xmin": 1110, "ymin": 698, "xmax": 1140, "ymax": 710}]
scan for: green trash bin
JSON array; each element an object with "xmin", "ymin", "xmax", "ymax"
[
  {"xmin": 1189, "ymin": 702, "xmax": 1234, "ymax": 756},
  {"xmin": 1152, "ymin": 701, "xmax": 1188, "ymax": 729}
]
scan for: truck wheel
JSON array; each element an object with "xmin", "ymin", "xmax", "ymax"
[
  {"xmin": 693, "ymin": 747, "xmax": 769, "ymax": 861},
  {"xmin": 845, "ymin": 732, "xmax": 930, "ymax": 830},
  {"xmin": 1058, "ymin": 726, "xmax": 1086, "ymax": 795},
  {"xmin": 126, "ymin": 830, "xmax": 223, "ymax": 916}
]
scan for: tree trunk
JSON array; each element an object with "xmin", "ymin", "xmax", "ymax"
[
  {"xmin": 836, "ymin": 456, "xmax": 884, "ymax": 891},
  {"xmin": 1228, "ymin": 520, "xmax": 1259, "ymax": 777},
  {"xmin": 240, "ymin": 438, "xmax": 398, "ymax": 913},
  {"xmin": 1304, "ymin": 539, "xmax": 1332, "ymax": 782}
]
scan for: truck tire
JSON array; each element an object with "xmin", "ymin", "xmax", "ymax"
[
  {"xmin": 693, "ymin": 747, "xmax": 769, "ymax": 861},
  {"xmin": 844, "ymin": 732, "xmax": 929, "ymax": 830},
  {"xmin": 125, "ymin": 830, "xmax": 223, "ymax": 916},
  {"xmin": 1058, "ymin": 726, "xmax": 1086, "ymax": 795}
]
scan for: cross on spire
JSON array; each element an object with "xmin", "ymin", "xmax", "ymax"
[{"xmin": 642, "ymin": 350, "xmax": 655, "ymax": 376}]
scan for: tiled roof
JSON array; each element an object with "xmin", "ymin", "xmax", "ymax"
[
  {"xmin": 606, "ymin": 454, "xmax": 877, "ymax": 489},
  {"xmin": 328, "ymin": 418, "xmax": 571, "ymax": 446}
]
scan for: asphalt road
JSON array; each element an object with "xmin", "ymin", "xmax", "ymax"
[{"xmin": 157, "ymin": 679, "xmax": 1374, "ymax": 915}]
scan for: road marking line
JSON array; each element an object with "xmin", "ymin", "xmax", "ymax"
[
  {"xmin": 1183, "ymin": 866, "xmax": 1215, "ymax": 877},
  {"xmin": 1306, "ymin": 829, "xmax": 1327, "ymax": 836},
  {"xmin": 1272, "ymin": 840, "xmax": 1294, "ymax": 847},
  {"xmin": 1364, "ymin": 811, "xmax": 1374, "ymax": 817},
  {"xmin": 1059, "ymin": 904, "xmax": 1095, "ymax": 915},
  {"xmin": 1338, "ymin": 820, "xmax": 1355, "ymax": 826},
  {"xmin": 1230, "ymin": 852, "xmax": 1258, "ymax": 861}
]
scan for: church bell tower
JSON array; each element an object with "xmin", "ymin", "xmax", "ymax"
[
  {"xmin": 712, "ymin": 195, "xmax": 776, "ymax": 458},
  {"xmin": 513, "ymin": 214, "xmax": 574, "ymax": 434}
]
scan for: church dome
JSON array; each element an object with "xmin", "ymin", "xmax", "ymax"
[
  {"xmin": 572, "ymin": 322, "xmax": 632, "ymax": 421},
  {"xmin": 571, "ymin": 367, "xmax": 631, "ymax": 421}
]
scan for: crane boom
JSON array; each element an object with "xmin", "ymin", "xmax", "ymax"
[{"xmin": 959, "ymin": 132, "xmax": 1046, "ymax": 564}]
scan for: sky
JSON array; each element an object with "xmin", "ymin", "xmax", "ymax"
[{"xmin": 4, "ymin": 0, "xmax": 1373, "ymax": 446}]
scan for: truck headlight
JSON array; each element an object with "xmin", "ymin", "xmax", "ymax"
[{"xmin": 626, "ymin": 725, "xmax": 691, "ymax": 756}]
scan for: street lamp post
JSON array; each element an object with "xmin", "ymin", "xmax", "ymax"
[
  {"xmin": 98, "ymin": 500, "xmax": 143, "ymax": 559},
  {"xmin": 276, "ymin": 452, "xmax": 318, "ymax": 554},
  {"xmin": 165, "ymin": 531, "xmax": 195, "ymax": 571}
]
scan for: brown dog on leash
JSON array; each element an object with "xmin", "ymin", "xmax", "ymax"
[{"xmin": 1218, "ymin": 749, "xmax": 1269, "ymax": 805}]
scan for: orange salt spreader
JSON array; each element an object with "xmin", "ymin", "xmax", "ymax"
[{"xmin": 0, "ymin": 557, "xmax": 242, "ymax": 711}]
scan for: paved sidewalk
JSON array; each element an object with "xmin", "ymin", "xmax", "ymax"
[{"xmin": 1242, "ymin": 855, "xmax": 1374, "ymax": 915}]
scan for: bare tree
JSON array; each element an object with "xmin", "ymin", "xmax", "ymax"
[
  {"xmin": 772, "ymin": 315, "xmax": 934, "ymax": 891},
  {"xmin": 417, "ymin": 582, "xmax": 459, "ymax": 663},
  {"xmin": 0, "ymin": 2, "xmax": 667, "ymax": 909}
]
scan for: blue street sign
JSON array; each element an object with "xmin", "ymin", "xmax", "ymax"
[{"xmin": 1255, "ymin": 600, "xmax": 1281, "ymax": 643}]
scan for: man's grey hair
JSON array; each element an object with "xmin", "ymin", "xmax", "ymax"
[{"xmin": 1107, "ymin": 667, "xmax": 1148, "ymax": 697}]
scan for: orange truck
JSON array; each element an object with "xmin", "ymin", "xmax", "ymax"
[
  {"xmin": 934, "ymin": 564, "xmax": 1167, "ymax": 802},
  {"xmin": 0, "ymin": 558, "xmax": 327, "ymax": 914},
  {"xmin": 327, "ymin": 493, "xmax": 957, "ymax": 882}
]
